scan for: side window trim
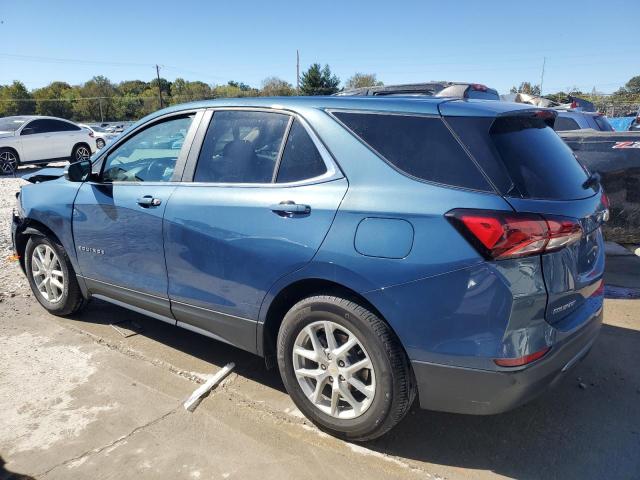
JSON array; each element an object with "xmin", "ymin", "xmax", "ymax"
[
  {"xmin": 182, "ymin": 107, "xmax": 342, "ymax": 187},
  {"xmin": 94, "ymin": 109, "xmax": 203, "ymax": 184},
  {"xmin": 271, "ymin": 116, "xmax": 294, "ymax": 183}
]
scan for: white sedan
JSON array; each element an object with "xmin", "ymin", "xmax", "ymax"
[
  {"xmin": 79, "ymin": 124, "xmax": 120, "ymax": 150},
  {"xmin": 0, "ymin": 116, "xmax": 95, "ymax": 174}
]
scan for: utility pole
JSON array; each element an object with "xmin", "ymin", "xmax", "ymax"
[
  {"xmin": 98, "ymin": 98, "xmax": 104, "ymax": 123},
  {"xmin": 539, "ymin": 56, "xmax": 546, "ymax": 97},
  {"xmin": 296, "ymin": 50, "xmax": 300, "ymax": 94},
  {"xmin": 155, "ymin": 64, "xmax": 164, "ymax": 109}
]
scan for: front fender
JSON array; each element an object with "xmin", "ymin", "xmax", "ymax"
[{"xmin": 18, "ymin": 179, "xmax": 83, "ymax": 272}]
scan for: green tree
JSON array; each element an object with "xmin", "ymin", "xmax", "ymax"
[
  {"xmin": 73, "ymin": 76, "xmax": 118, "ymax": 121},
  {"xmin": 0, "ymin": 81, "xmax": 35, "ymax": 116},
  {"xmin": 32, "ymin": 81, "xmax": 75, "ymax": 118},
  {"xmin": 299, "ymin": 64, "xmax": 340, "ymax": 96},
  {"xmin": 260, "ymin": 77, "xmax": 294, "ymax": 96},
  {"xmin": 171, "ymin": 78, "xmax": 212, "ymax": 103},
  {"xmin": 509, "ymin": 81, "xmax": 541, "ymax": 96},
  {"xmin": 213, "ymin": 81, "xmax": 258, "ymax": 98},
  {"xmin": 345, "ymin": 73, "xmax": 382, "ymax": 90},
  {"xmin": 621, "ymin": 75, "xmax": 640, "ymax": 94}
]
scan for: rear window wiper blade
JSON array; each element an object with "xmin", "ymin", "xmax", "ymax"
[{"xmin": 582, "ymin": 171, "xmax": 601, "ymax": 190}]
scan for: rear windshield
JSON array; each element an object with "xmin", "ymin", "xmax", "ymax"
[
  {"xmin": 488, "ymin": 116, "xmax": 594, "ymax": 200},
  {"xmin": 333, "ymin": 111, "xmax": 491, "ymax": 191}
]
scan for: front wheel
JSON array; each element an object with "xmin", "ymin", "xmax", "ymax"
[
  {"xmin": 25, "ymin": 235, "xmax": 86, "ymax": 316},
  {"xmin": 71, "ymin": 144, "xmax": 91, "ymax": 162},
  {"xmin": 277, "ymin": 295, "xmax": 415, "ymax": 441},
  {"xmin": 0, "ymin": 148, "xmax": 19, "ymax": 175}
]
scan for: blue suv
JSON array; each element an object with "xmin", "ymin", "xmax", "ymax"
[{"xmin": 12, "ymin": 97, "xmax": 607, "ymax": 440}]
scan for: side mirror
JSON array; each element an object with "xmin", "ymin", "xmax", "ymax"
[
  {"xmin": 21, "ymin": 127, "xmax": 35, "ymax": 136},
  {"xmin": 65, "ymin": 159, "xmax": 92, "ymax": 182}
]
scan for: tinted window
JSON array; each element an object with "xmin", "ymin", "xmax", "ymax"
[
  {"xmin": 490, "ymin": 116, "xmax": 593, "ymax": 200},
  {"xmin": 593, "ymin": 115, "xmax": 614, "ymax": 132},
  {"xmin": 102, "ymin": 115, "xmax": 193, "ymax": 182},
  {"xmin": 554, "ymin": 116, "xmax": 580, "ymax": 131},
  {"xmin": 49, "ymin": 119, "xmax": 80, "ymax": 132},
  {"xmin": 276, "ymin": 120, "xmax": 327, "ymax": 183},
  {"xmin": 194, "ymin": 111, "xmax": 289, "ymax": 183},
  {"xmin": 334, "ymin": 111, "xmax": 491, "ymax": 191},
  {"xmin": 23, "ymin": 119, "xmax": 50, "ymax": 134}
]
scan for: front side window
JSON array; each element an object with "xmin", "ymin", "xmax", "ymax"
[
  {"xmin": 102, "ymin": 115, "xmax": 194, "ymax": 182},
  {"xmin": 194, "ymin": 111, "xmax": 289, "ymax": 183},
  {"xmin": 22, "ymin": 119, "xmax": 50, "ymax": 135},
  {"xmin": 276, "ymin": 120, "xmax": 327, "ymax": 183}
]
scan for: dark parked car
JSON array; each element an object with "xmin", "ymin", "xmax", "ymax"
[
  {"xmin": 12, "ymin": 97, "xmax": 607, "ymax": 440},
  {"xmin": 336, "ymin": 81, "xmax": 500, "ymax": 100}
]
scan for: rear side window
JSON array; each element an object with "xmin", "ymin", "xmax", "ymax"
[
  {"xmin": 333, "ymin": 111, "xmax": 491, "ymax": 191},
  {"xmin": 276, "ymin": 120, "xmax": 327, "ymax": 183},
  {"xmin": 489, "ymin": 116, "xmax": 593, "ymax": 200},
  {"xmin": 593, "ymin": 115, "xmax": 614, "ymax": 132},
  {"xmin": 553, "ymin": 116, "xmax": 580, "ymax": 131}
]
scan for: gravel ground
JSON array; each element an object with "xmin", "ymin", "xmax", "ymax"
[{"xmin": 0, "ymin": 174, "xmax": 29, "ymax": 299}]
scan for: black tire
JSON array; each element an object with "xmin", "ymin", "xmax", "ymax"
[
  {"xmin": 96, "ymin": 138, "xmax": 105, "ymax": 149},
  {"xmin": 24, "ymin": 235, "xmax": 86, "ymax": 316},
  {"xmin": 71, "ymin": 143, "xmax": 92, "ymax": 162},
  {"xmin": 277, "ymin": 295, "xmax": 415, "ymax": 441},
  {"xmin": 0, "ymin": 148, "xmax": 19, "ymax": 175}
]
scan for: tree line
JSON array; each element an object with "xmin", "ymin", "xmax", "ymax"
[
  {"xmin": 2, "ymin": 63, "xmax": 638, "ymax": 122},
  {"xmin": 0, "ymin": 64, "xmax": 382, "ymax": 122}
]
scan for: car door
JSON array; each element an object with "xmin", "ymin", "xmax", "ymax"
[
  {"xmin": 19, "ymin": 119, "xmax": 54, "ymax": 161},
  {"xmin": 163, "ymin": 109, "xmax": 347, "ymax": 351},
  {"xmin": 72, "ymin": 111, "xmax": 202, "ymax": 320},
  {"xmin": 47, "ymin": 119, "xmax": 83, "ymax": 157}
]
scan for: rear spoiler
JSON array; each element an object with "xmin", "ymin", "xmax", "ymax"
[{"xmin": 495, "ymin": 108, "xmax": 557, "ymax": 128}]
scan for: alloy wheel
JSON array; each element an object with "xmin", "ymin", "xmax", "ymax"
[
  {"xmin": 292, "ymin": 320, "xmax": 376, "ymax": 419},
  {"xmin": 0, "ymin": 151, "xmax": 18, "ymax": 174},
  {"xmin": 31, "ymin": 244, "xmax": 65, "ymax": 303},
  {"xmin": 75, "ymin": 146, "xmax": 91, "ymax": 161}
]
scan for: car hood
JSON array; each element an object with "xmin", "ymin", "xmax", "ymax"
[
  {"xmin": 22, "ymin": 167, "xmax": 66, "ymax": 183},
  {"xmin": 0, "ymin": 130, "xmax": 16, "ymax": 138}
]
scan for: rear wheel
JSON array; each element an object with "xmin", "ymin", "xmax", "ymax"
[
  {"xmin": 71, "ymin": 143, "xmax": 91, "ymax": 162},
  {"xmin": 277, "ymin": 295, "xmax": 415, "ymax": 441},
  {"xmin": 25, "ymin": 235, "xmax": 86, "ymax": 316},
  {"xmin": 0, "ymin": 148, "xmax": 19, "ymax": 175}
]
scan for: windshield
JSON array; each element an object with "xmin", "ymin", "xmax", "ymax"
[{"xmin": 0, "ymin": 116, "xmax": 29, "ymax": 132}]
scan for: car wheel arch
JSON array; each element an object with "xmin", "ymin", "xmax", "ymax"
[
  {"xmin": 14, "ymin": 220, "xmax": 60, "ymax": 272},
  {"xmin": 0, "ymin": 146, "xmax": 21, "ymax": 160},
  {"xmin": 259, "ymin": 277, "xmax": 408, "ymax": 370}
]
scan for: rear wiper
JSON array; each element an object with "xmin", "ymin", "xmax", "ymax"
[{"xmin": 582, "ymin": 172, "xmax": 601, "ymax": 190}]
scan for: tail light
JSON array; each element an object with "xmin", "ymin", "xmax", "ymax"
[
  {"xmin": 446, "ymin": 209, "xmax": 583, "ymax": 260},
  {"xmin": 494, "ymin": 346, "xmax": 550, "ymax": 367},
  {"xmin": 88, "ymin": 131, "xmax": 94, "ymax": 138},
  {"xmin": 601, "ymin": 192, "xmax": 610, "ymax": 222}
]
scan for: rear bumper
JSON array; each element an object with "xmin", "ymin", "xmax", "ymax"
[{"xmin": 412, "ymin": 307, "xmax": 603, "ymax": 415}]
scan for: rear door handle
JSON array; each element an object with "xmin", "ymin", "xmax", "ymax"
[
  {"xmin": 137, "ymin": 195, "xmax": 162, "ymax": 207},
  {"xmin": 270, "ymin": 201, "xmax": 311, "ymax": 217}
]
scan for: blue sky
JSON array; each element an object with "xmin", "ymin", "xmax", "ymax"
[{"xmin": 1, "ymin": 0, "xmax": 638, "ymax": 94}]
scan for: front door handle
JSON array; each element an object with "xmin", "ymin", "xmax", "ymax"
[
  {"xmin": 270, "ymin": 201, "xmax": 311, "ymax": 217},
  {"xmin": 137, "ymin": 195, "xmax": 162, "ymax": 207}
]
